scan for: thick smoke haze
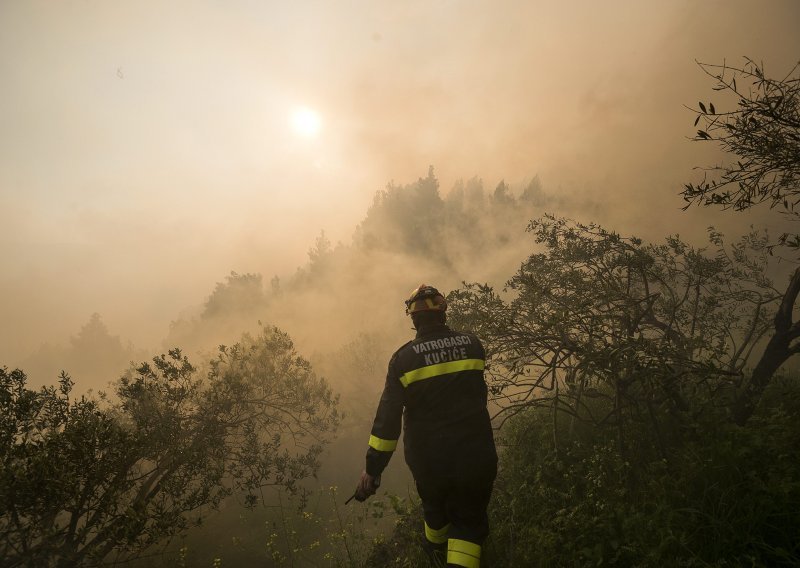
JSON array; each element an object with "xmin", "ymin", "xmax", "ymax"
[{"xmin": 1, "ymin": 0, "xmax": 798, "ymax": 378}]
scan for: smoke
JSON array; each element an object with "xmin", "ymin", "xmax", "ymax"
[{"xmin": 1, "ymin": 0, "xmax": 798, "ymax": 385}]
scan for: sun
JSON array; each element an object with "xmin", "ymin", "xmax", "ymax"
[{"xmin": 291, "ymin": 106, "xmax": 322, "ymax": 138}]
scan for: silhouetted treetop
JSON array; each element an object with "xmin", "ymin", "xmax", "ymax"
[
  {"xmin": 202, "ymin": 271, "xmax": 267, "ymax": 319},
  {"xmin": 685, "ymin": 58, "xmax": 800, "ymax": 218}
]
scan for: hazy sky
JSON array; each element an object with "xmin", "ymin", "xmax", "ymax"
[{"xmin": 1, "ymin": 0, "xmax": 798, "ymax": 361}]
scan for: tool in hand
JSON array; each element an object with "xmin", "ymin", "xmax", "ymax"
[{"xmin": 345, "ymin": 475, "xmax": 381, "ymax": 504}]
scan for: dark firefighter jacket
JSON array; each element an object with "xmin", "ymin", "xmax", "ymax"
[{"xmin": 365, "ymin": 324, "xmax": 497, "ymax": 480}]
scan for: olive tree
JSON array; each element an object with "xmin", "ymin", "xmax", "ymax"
[
  {"xmin": 684, "ymin": 57, "xmax": 799, "ymax": 215},
  {"xmin": 684, "ymin": 57, "xmax": 800, "ymax": 424},
  {"xmin": 448, "ymin": 216, "xmax": 780, "ymax": 454},
  {"xmin": 0, "ymin": 325, "xmax": 339, "ymax": 567}
]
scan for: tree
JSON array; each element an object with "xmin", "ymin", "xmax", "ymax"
[
  {"xmin": 294, "ymin": 231, "xmax": 335, "ymax": 287},
  {"xmin": 448, "ymin": 216, "xmax": 779, "ymax": 447},
  {"xmin": 684, "ymin": 57, "xmax": 800, "ymax": 424},
  {"xmin": 202, "ymin": 272, "xmax": 267, "ymax": 320},
  {"xmin": 520, "ymin": 175, "xmax": 546, "ymax": 206},
  {"xmin": 0, "ymin": 326, "xmax": 339, "ymax": 567},
  {"xmin": 684, "ymin": 57, "xmax": 800, "ymax": 217},
  {"xmin": 353, "ymin": 166, "xmax": 446, "ymax": 258},
  {"xmin": 490, "ymin": 180, "xmax": 515, "ymax": 207},
  {"xmin": 307, "ymin": 230, "xmax": 332, "ymax": 268},
  {"xmin": 446, "ymin": 217, "xmax": 800, "ymax": 566},
  {"xmin": 22, "ymin": 313, "xmax": 143, "ymax": 389}
]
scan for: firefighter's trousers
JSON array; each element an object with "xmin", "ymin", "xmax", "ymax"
[{"xmin": 415, "ymin": 466, "xmax": 496, "ymax": 568}]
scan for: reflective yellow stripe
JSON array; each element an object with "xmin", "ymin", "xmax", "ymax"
[
  {"xmin": 424, "ymin": 521, "xmax": 450, "ymax": 544},
  {"xmin": 447, "ymin": 538, "xmax": 481, "ymax": 568},
  {"xmin": 368, "ymin": 434, "xmax": 397, "ymax": 452},
  {"xmin": 399, "ymin": 359, "xmax": 484, "ymax": 387}
]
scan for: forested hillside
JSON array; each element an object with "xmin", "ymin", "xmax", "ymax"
[
  {"xmin": 163, "ymin": 169, "xmax": 568, "ymax": 357},
  {"xmin": 3, "ymin": 171, "xmax": 564, "ymax": 566}
]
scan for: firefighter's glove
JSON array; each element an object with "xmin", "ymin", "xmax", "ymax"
[{"xmin": 354, "ymin": 471, "xmax": 380, "ymax": 502}]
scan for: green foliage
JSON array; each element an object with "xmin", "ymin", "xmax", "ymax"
[
  {"xmin": 371, "ymin": 375, "xmax": 800, "ymax": 567},
  {"xmin": 1, "ymin": 369, "xmax": 132, "ymax": 567},
  {"xmin": 261, "ymin": 486, "xmax": 400, "ymax": 567},
  {"xmin": 0, "ymin": 326, "xmax": 339, "ymax": 566},
  {"xmin": 488, "ymin": 374, "xmax": 800, "ymax": 567},
  {"xmin": 685, "ymin": 58, "xmax": 800, "ymax": 218},
  {"xmin": 432, "ymin": 214, "xmax": 800, "ymax": 566},
  {"xmin": 364, "ymin": 494, "xmax": 438, "ymax": 568},
  {"xmin": 448, "ymin": 216, "xmax": 780, "ymax": 440},
  {"xmin": 146, "ymin": 487, "xmax": 416, "ymax": 567},
  {"xmin": 683, "ymin": 56, "xmax": 800, "ymax": 426}
]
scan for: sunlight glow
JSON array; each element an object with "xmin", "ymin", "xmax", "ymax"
[{"xmin": 291, "ymin": 107, "xmax": 322, "ymax": 138}]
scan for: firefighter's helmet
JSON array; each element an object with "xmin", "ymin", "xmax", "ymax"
[{"xmin": 405, "ymin": 284, "xmax": 447, "ymax": 315}]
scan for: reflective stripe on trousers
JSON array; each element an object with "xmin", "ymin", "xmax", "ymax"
[
  {"xmin": 424, "ymin": 520, "xmax": 450, "ymax": 544},
  {"xmin": 447, "ymin": 538, "xmax": 481, "ymax": 568}
]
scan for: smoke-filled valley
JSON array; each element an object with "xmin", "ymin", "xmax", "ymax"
[
  {"xmin": 20, "ymin": 171, "xmax": 569, "ymax": 391},
  {"xmin": 8, "ymin": 163, "xmax": 800, "ymax": 566},
  {"xmin": 4, "ymin": 170, "xmax": 606, "ymax": 565},
  {"xmin": 3, "ymin": 1, "xmax": 800, "ymax": 566}
]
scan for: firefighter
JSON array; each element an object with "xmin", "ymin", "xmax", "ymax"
[{"xmin": 354, "ymin": 284, "xmax": 497, "ymax": 567}]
